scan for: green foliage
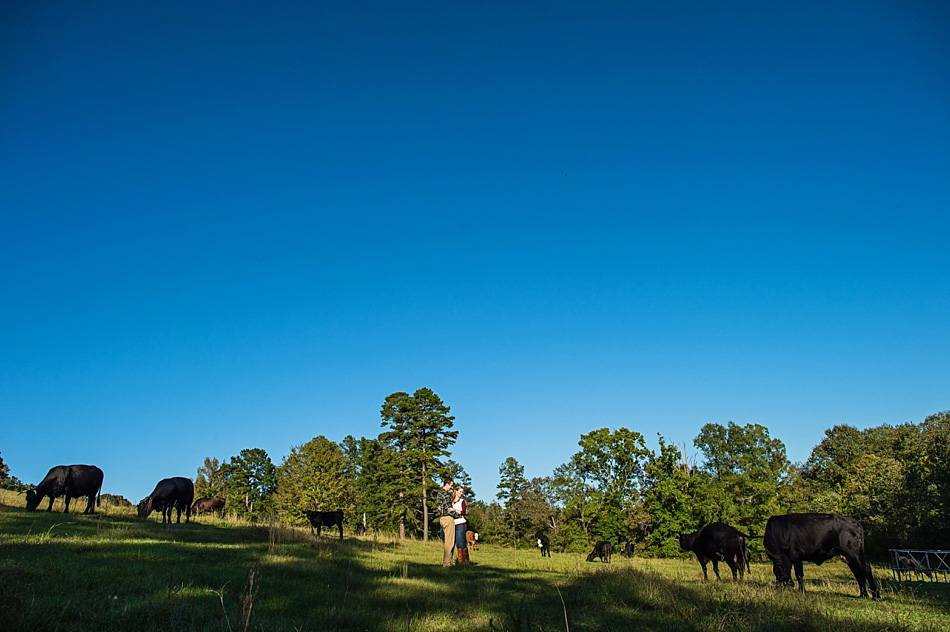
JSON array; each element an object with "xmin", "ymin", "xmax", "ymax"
[
  {"xmin": 444, "ymin": 459, "xmax": 476, "ymax": 501},
  {"xmin": 379, "ymin": 387, "xmax": 458, "ymax": 539},
  {"xmin": 221, "ymin": 448, "xmax": 277, "ymax": 518},
  {"xmin": 795, "ymin": 412, "xmax": 950, "ymax": 553},
  {"xmin": 343, "ymin": 435, "xmax": 403, "ymax": 533},
  {"xmin": 641, "ymin": 437, "xmax": 702, "ymax": 555},
  {"xmin": 556, "ymin": 427, "xmax": 651, "ymax": 545},
  {"xmin": 194, "ymin": 457, "xmax": 225, "ymax": 499},
  {"xmin": 694, "ymin": 421, "xmax": 789, "ymax": 532},
  {"xmin": 0, "ymin": 451, "xmax": 28, "ymax": 491},
  {"xmin": 273, "ymin": 436, "xmax": 354, "ymax": 524},
  {"xmin": 496, "ymin": 456, "xmax": 525, "ymax": 506}
]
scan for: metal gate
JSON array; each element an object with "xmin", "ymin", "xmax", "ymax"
[{"xmin": 889, "ymin": 549, "xmax": 950, "ymax": 582}]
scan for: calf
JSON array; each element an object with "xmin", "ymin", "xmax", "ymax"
[
  {"xmin": 620, "ymin": 542, "xmax": 635, "ymax": 558},
  {"xmin": 466, "ymin": 531, "xmax": 479, "ymax": 550},
  {"xmin": 537, "ymin": 534, "xmax": 551, "ymax": 557},
  {"xmin": 304, "ymin": 509, "xmax": 344, "ymax": 539},
  {"xmin": 896, "ymin": 554, "xmax": 932, "ymax": 579},
  {"xmin": 677, "ymin": 522, "xmax": 750, "ymax": 580},
  {"xmin": 191, "ymin": 496, "xmax": 225, "ymax": 517},
  {"xmin": 25, "ymin": 465, "xmax": 103, "ymax": 514},
  {"xmin": 764, "ymin": 513, "xmax": 878, "ymax": 599},
  {"xmin": 586, "ymin": 540, "xmax": 612, "ymax": 563}
]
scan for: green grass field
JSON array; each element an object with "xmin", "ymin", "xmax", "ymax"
[{"xmin": 1, "ymin": 491, "xmax": 947, "ymax": 632}]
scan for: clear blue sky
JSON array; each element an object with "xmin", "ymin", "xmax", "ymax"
[{"xmin": 2, "ymin": 1, "xmax": 948, "ymax": 504}]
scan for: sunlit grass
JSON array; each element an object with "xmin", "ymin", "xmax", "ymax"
[{"xmin": 1, "ymin": 492, "xmax": 947, "ymax": 632}]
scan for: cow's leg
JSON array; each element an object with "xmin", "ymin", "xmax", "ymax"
[
  {"xmin": 85, "ymin": 494, "xmax": 95, "ymax": 514},
  {"xmin": 337, "ymin": 521, "xmax": 343, "ymax": 540},
  {"xmin": 47, "ymin": 496, "xmax": 55, "ymax": 512},
  {"xmin": 711, "ymin": 559, "xmax": 722, "ymax": 580},
  {"xmin": 794, "ymin": 561, "xmax": 805, "ymax": 592},
  {"xmin": 697, "ymin": 555, "xmax": 709, "ymax": 580},
  {"xmin": 844, "ymin": 556, "xmax": 877, "ymax": 599},
  {"xmin": 64, "ymin": 495, "xmax": 71, "ymax": 514},
  {"xmin": 725, "ymin": 558, "xmax": 739, "ymax": 580}
]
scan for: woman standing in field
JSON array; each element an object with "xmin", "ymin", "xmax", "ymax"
[{"xmin": 452, "ymin": 486, "xmax": 469, "ymax": 565}]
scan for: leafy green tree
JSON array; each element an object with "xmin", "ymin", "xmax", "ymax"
[
  {"xmin": 195, "ymin": 457, "xmax": 225, "ymax": 499},
  {"xmin": 379, "ymin": 387, "xmax": 458, "ymax": 540},
  {"xmin": 508, "ymin": 476, "xmax": 562, "ymax": 547},
  {"xmin": 557, "ymin": 427, "xmax": 651, "ymax": 545},
  {"xmin": 0, "ymin": 452, "xmax": 26, "ymax": 492},
  {"xmin": 274, "ymin": 436, "xmax": 353, "ymax": 524},
  {"xmin": 464, "ymin": 500, "xmax": 506, "ymax": 544},
  {"xmin": 915, "ymin": 411, "xmax": 950, "ymax": 545},
  {"xmin": 641, "ymin": 437, "xmax": 705, "ymax": 555},
  {"xmin": 693, "ymin": 422, "xmax": 789, "ymax": 533},
  {"xmin": 496, "ymin": 456, "xmax": 527, "ymax": 543},
  {"xmin": 222, "ymin": 448, "xmax": 277, "ymax": 518},
  {"xmin": 340, "ymin": 435, "xmax": 404, "ymax": 533}
]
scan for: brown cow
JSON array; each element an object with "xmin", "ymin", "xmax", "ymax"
[
  {"xmin": 191, "ymin": 496, "xmax": 225, "ymax": 517},
  {"xmin": 466, "ymin": 531, "xmax": 479, "ymax": 550}
]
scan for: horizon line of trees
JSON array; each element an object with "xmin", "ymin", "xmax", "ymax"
[{"xmin": 3, "ymin": 399, "xmax": 946, "ymax": 560}]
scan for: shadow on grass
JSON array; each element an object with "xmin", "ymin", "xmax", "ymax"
[{"xmin": 1, "ymin": 505, "xmax": 947, "ymax": 632}]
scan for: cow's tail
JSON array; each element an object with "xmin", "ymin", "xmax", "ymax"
[{"xmin": 96, "ymin": 478, "xmax": 103, "ymax": 508}]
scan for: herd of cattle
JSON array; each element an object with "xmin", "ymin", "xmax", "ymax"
[{"xmin": 21, "ymin": 464, "xmax": 880, "ymax": 599}]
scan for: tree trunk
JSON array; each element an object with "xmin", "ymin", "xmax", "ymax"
[
  {"xmin": 398, "ymin": 491, "xmax": 405, "ymax": 539},
  {"xmin": 421, "ymin": 466, "xmax": 429, "ymax": 542}
]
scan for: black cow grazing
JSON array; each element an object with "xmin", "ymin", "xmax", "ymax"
[
  {"xmin": 25, "ymin": 464, "xmax": 104, "ymax": 514},
  {"xmin": 586, "ymin": 540, "xmax": 612, "ymax": 563},
  {"xmin": 537, "ymin": 534, "xmax": 551, "ymax": 557},
  {"xmin": 677, "ymin": 522, "xmax": 751, "ymax": 581},
  {"xmin": 620, "ymin": 542, "xmax": 635, "ymax": 557},
  {"xmin": 191, "ymin": 496, "xmax": 225, "ymax": 517},
  {"xmin": 355, "ymin": 523, "xmax": 367, "ymax": 536},
  {"xmin": 763, "ymin": 513, "xmax": 879, "ymax": 599},
  {"xmin": 304, "ymin": 510, "xmax": 344, "ymax": 539},
  {"xmin": 137, "ymin": 477, "xmax": 194, "ymax": 524}
]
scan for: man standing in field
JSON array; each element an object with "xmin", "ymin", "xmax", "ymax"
[{"xmin": 437, "ymin": 477, "xmax": 461, "ymax": 567}]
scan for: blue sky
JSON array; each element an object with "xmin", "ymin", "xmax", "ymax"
[{"xmin": 2, "ymin": 1, "xmax": 948, "ymax": 504}]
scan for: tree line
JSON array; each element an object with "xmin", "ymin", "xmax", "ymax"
[
  {"xmin": 188, "ymin": 389, "xmax": 946, "ymax": 559},
  {"xmin": 4, "ymin": 392, "xmax": 945, "ymax": 560}
]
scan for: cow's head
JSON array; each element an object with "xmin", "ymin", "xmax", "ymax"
[
  {"xmin": 136, "ymin": 497, "xmax": 153, "ymax": 518},
  {"xmin": 676, "ymin": 531, "xmax": 697, "ymax": 553},
  {"xmin": 24, "ymin": 488, "xmax": 40, "ymax": 511}
]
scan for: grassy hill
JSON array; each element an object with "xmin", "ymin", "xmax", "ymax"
[{"xmin": 1, "ymin": 490, "xmax": 946, "ymax": 632}]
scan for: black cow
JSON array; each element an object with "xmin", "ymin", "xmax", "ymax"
[
  {"xmin": 586, "ymin": 540, "xmax": 612, "ymax": 563},
  {"xmin": 137, "ymin": 477, "xmax": 194, "ymax": 524},
  {"xmin": 537, "ymin": 533, "xmax": 551, "ymax": 557},
  {"xmin": 191, "ymin": 496, "xmax": 225, "ymax": 517},
  {"xmin": 763, "ymin": 513, "xmax": 879, "ymax": 599},
  {"xmin": 25, "ymin": 464, "xmax": 104, "ymax": 514},
  {"xmin": 677, "ymin": 522, "xmax": 750, "ymax": 580},
  {"xmin": 304, "ymin": 510, "xmax": 344, "ymax": 539},
  {"xmin": 620, "ymin": 542, "xmax": 635, "ymax": 557}
]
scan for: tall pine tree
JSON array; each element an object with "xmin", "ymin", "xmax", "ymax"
[{"xmin": 379, "ymin": 388, "xmax": 457, "ymax": 540}]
